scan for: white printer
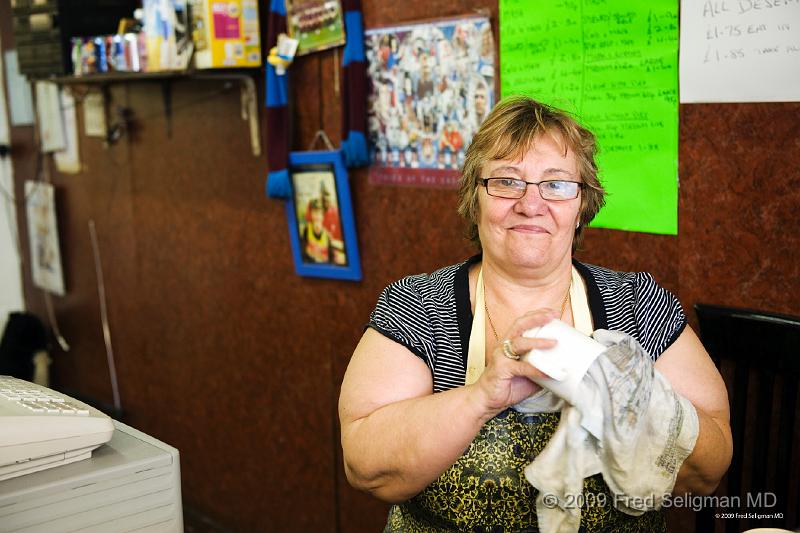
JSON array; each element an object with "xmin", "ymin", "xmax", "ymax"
[{"xmin": 0, "ymin": 420, "xmax": 183, "ymax": 532}]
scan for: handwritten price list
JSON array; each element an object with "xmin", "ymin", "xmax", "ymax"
[
  {"xmin": 680, "ymin": 0, "xmax": 800, "ymax": 102},
  {"xmin": 500, "ymin": 0, "xmax": 679, "ymax": 235}
]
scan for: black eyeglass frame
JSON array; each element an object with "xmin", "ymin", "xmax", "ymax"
[{"xmin": 479, "ymin": 177, "xmax": 586, "ymax": 200}]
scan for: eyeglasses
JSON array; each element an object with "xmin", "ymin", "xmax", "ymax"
[{"xmin": 480, "ymin": 177, "xmax": 585, "ymax": 201}]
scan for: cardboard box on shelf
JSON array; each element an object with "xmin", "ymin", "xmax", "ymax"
[
  {"xmin": 192, "ymin": 0, "xmax": 261, "ymax": 69},
  {"xmin": 142, "ymin": 0, "xmax": 193, "ymax": 72}
]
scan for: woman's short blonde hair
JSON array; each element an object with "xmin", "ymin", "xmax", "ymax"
[{"xmin": 457, "ymin": 95, "xmax": 605, "ymax": 252}]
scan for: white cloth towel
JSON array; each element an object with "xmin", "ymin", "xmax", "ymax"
[{"xmin": 514, "ymin": 329, "xmax": 700, "ymax": 533}]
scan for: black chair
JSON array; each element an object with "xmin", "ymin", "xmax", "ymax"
[
  {"xmin": 0, "ymin": 312, "xmax": 48, "ymax": 381},
  {"xmin": 694, "ymin": 303, "xmax": 800, "ymax": 533}
]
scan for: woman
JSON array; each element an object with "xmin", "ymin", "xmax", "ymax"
[{"xmin": 339, "ymin": 96, "xmax": 732, "ymax": 531}]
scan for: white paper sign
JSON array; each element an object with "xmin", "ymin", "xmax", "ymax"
[
  {"xmin": 54, "ymin": 91, "xmax": 81, "ymax": 173},
  {"xmin": 680, "ymin": 0, "xmax": 800, "ymax": 103},
  {"xmin": 25, "ymin": 181, "xmax": 65, "ymax": 296},
  {"xmin": 0, "ymin": 53, "xmax": 24, "ymax": 323},
  {"xmin": 83, "ymin": 93, "xmax": 107, "ymax": 138},
  {"xmin": 34, "ymin": 82, "xmax": 66, "ymax": 152},
  {"xmin": 3, "ymin": 50, "xmax": 34, "ymax": 126}
]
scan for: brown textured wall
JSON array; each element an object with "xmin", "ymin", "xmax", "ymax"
[
  {"xmin": 677, "ymin": 103, "xmax": 800, "ymax": 318},
  {"xmin": 3, "ymin": 0, "xmax": 800, "ymax": 531}
]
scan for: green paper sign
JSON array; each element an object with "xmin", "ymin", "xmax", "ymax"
[{"xmin": 500, "ymin": 0, "xmax": 678, "ymax": 235}]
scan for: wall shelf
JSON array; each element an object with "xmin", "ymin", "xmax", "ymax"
[
  {"xmin": 47, "ymin": 68, "xmax": 264, "ymax": 156},
  {"xmin": 45, "ymin": 68, "xmax": 263, "ymax": 85}
]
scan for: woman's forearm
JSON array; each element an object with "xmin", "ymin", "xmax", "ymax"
[
  {"xmin": 341, "ymin": 383, "xmax": 496, "ymax": 503},
  {"xmin": 673, "ymin": 407, "xmax": 733, "ymax": 495},
  {"xmin": 340, "ymin": 318, "xmax": 552, "ymax": 503}
]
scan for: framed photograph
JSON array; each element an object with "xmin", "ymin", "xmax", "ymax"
[
  {"xmin": 285, "ymin": 150, "xmax": 362, "ymax": 281},
  {"xmin": 286, "ymin": 0, "xmax": 346, "ymax": 56}
]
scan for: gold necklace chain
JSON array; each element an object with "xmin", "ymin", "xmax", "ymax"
[
  {"xmin": 484, "ymin": 298, "xmax": 501, "ymax": 341},
  {"xmin": 484, "ymin": 282, "xmax": 571, "ymax": 341}
]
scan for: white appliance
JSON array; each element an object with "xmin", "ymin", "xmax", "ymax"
[
  {"xmin": 0, "ymin": 375, "xmax": 114, "ymax": 481},
  {"xmin": 0, "ymin": 376, "xmax": 182, "ymax": 532}
]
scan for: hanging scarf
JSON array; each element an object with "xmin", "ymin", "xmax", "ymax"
[
  {"xmin": 265, "ymin": 0, "xmax": 368, "ymax": 199},
  {"xmin": 340, "ymin": 0, "xmax": 368, "ymax": 167},
  {"xmin": 265, "ymin": 0, "xmax": 290, "ymax": 198}
]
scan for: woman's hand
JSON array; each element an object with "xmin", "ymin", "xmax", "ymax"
[{"xmin": 470, "ymin": 309, "xmax": 559, "ymax": 416}]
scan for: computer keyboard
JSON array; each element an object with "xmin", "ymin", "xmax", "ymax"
[{"xmin": 0, "ymin": 375, "xmax": 115, "ymax": 482}]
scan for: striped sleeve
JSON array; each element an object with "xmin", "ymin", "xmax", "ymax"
[
  {"xmin": 367, "ymin": 263, "xmax": 467, "ymax": 392},
  {"xmin": 369, "ymin": 275, "xmax": 437, "ymax": 369},
  {"xmin": 584, "ymin": 264, "xmax": 686, "ymax": 360},
  {"xmin": 631, "ymin": 272, "xmax": 687, "ymax": 359}
]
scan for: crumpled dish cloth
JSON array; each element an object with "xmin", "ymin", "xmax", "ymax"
[{"xmin": 514, "ymin": 329, "xmax": 700, "ymax": 533}]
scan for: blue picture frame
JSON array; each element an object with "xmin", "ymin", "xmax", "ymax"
[{"xmin": 285, "ymin": 150, "xmax": 362, "ymax": 281}]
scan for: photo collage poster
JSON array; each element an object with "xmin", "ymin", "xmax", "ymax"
[{"xmin": 365, "ymin": 15, "xmax": 495, "ymax": 188}]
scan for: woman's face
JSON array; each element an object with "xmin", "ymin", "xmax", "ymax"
[{"xmin": 477, "ymin": 133, "xmax": 582, "ymax": 273}]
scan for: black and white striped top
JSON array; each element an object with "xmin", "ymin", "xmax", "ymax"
[{"xmin": 369, "ymin": 255, "xmax": 686, "ymax": 393}]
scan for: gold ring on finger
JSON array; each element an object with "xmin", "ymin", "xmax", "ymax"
[{"xmin": 502, "ymin": 339, "xmax": 519, "ymax": 360}]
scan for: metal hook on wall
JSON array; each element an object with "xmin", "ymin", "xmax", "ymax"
[{"xmin": 307, "ymin": 130, "xmax": 335, "ymax": 152}]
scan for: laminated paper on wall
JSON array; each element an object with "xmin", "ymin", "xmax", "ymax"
[
  {"xmin": 25, "ymin": 181, "xmax": 65, "ymax": 296},
  {"xmin": 193, "ymin": 0, "xmax": 262, "ymax": 68}
]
